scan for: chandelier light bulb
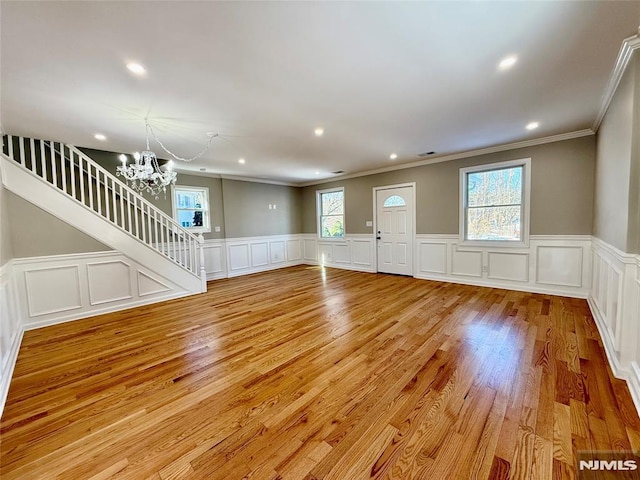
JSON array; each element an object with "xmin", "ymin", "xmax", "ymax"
[
  {"xmin": 133, "ymin": 152, "xmax": 141, "ymax": 161},
  {"xmin": 166, "ymin": 160, "xmax": 174, "ymax": 170},
  {"xmin": 119, "ymin": 154, "xmax": 127, "ymax": 163}
]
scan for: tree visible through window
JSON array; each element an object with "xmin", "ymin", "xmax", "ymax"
[
  {"xmin": 318, "ymin": 188, "xmax": 344, "ymax": 238},
  {"xmin": 461, "ymin": 159, "xmax": 530, "ymax": 243}
]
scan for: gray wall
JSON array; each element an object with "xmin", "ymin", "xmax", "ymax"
[
  {"xmin": 593, "ymin": 56, "xmax": 635, "ymax": 252},
  {"xmin": 3, "ymin": 127, "xmax": 602, "ymax": 259},
  {"xmin": 302, "ymin": 135, "xmax": 595, "ymax": 236},
  {"xmin": 83, "ymin": 148, "xmax": 302, "ymax": 240},
  {"xmin": 222, "ymin": 179, "xmax": 302, "ymax": 238},
  {"xmin": 6, "ymin": 190, "xmax": 109, "ymax": 258}
]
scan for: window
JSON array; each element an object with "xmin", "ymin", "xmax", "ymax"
[
  {"xmin": 383, "ymin": 195, "xmax": 406, "ymax": 207},
  {"xmin": 172, "ymin": 186, "xmax": 210, "ymax": 233},
  {"xmin": 317, "ymin": 187, "xmax": 344, "ymax": 238},
  {"xmin": 460, "ymin": 158, "xmax": 530, "ymax": 245}
]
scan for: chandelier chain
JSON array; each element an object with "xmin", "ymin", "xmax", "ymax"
[{"xmin": 145, "ymin": 119, "xmax": 217, "ymax": 163}]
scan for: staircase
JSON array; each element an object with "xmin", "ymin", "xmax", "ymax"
[{"xmin": 1, "ymin": 134, "xmax": 206, "ymax": 294}]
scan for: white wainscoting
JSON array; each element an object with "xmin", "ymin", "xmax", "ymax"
[
  {"xmin": 302, "ymin": 234, "xmax": 376, "ymax": 273},
  {"xmin": 225, "ymin": 235, "xmax": 305, "ymax": 277},
  {"xmin": 201, "ymin": 239, "xmax": 227, "ymax": 281},
  {"xmin": 0, "ymin": 261, "xmax": 23, "ymax": 415},
  {"xmin": 588, "ymin": 237, "xmax": 640, "ymax": 413},
  {"xmin": 12, "ymin": 251, "xmax": 191, "ymax": 331},
  {"xmin": 415, "ymin": 235, "xmax": 592, "ymax": 298}
]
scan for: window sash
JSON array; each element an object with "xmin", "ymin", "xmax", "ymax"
[
  {"xmin": 172, "ymin": 186, "xmax": 210, "ymax": 232},
  {"xmin": 317, "ymin": 188, "xmax": 344, "ymax": 238},
  {"xmin": 460, "ymin": 159, "xmax": 529, "ymax": 245}
]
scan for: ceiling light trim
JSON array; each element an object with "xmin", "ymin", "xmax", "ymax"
[
  {"xmin": 498, "ymin": 55, "xmax": 518, "ymax": 71},
  {"xmin": 298, "ymin": 129, "xmax": 594, "ymax": 187},
  {"xmin": 593, "ymin": 30, "xmax": 640, "ymax": 131}
]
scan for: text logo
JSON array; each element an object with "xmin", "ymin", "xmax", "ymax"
[
  {"xmin": 579, "ymin": 460, "xmax": 638, "ymax": 471},
  {"xmin": 578, "ymin": 452, "xmax": 640, "ymax": 479}
]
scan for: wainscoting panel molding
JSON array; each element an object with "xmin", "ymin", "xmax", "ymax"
[
  {"xmin": 201, "ymin": 240, "xmax": 226, "ymax": 281},
  {"xmin": 487, "ymin": 252, "xmax": 529, "ymax": 282},
  {"xmin": 536, "ymin": 245, "xmax": 583, "ymax": 287},
  {"xmin": 418, "ymin": 242, "xmax": 447, "ymax": 275},
  {"xmin": 451, "ymin": 245, "xmax": 483, "ymax": 278},
  {"xmin": 3, "ymin": 234, "xmax": 639, "ymax": 419},
  {"xmin": 415, "ymin": 235, "xmax": 592, "ymax": 297},
  {"xmin": 269, "ymin": 241, "xmax": 286, "ymax": 265},
  {"xmin": 0, "ymin": 261, "xmax": 23, "ymax": 416},
  {"xmin": 87, "ymin": 260, "xmax": 133, "ymax": 306},
  {"xmin": 24, "ymin": 265, "xmax": 83, "ymax": 317},
  {"xmin": 12, "ymin": 251, "xmax": 189, "ymax": 331},
  {"xmin": 225, "ymin": 235, "xmax": 306, "ymax": 277},
  {"xmin": 286, "ymin": 239, "xmax": 302, "ymax": 263},
  {"xmin": 250, "ymin": 242, "xmax": 269, "ymax": 268},
  {"xmin": 303, "ymin": 234, "xmax": 375, "ymax": 273},
  {"xmin": 137, "ymin": 271, "xmax": 171, "ymax": 297},
  {"xmin": 588, "ymin": 237, "xmax": 640, "ymax": 414}
]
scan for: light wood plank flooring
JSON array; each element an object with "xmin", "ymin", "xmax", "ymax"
[{"xmin": 1, "ymin": 266, "xmax": 639, "ymax": 479}]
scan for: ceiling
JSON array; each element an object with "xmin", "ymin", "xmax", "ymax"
[{"xmin": 2, "ymin": 1, "xmax": 639, "ymax": 185}]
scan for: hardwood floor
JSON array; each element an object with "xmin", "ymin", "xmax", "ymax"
[{"xmin": 1, "ymin": 266, "xmax": 639, "ymax": 479}]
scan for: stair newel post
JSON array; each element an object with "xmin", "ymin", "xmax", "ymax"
[{"xmin": 198, "ymin": 233, "xmax": 207, "ymax": 292}]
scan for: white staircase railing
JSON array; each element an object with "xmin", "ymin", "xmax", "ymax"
[{"xmin": 2, "ymin": 135, "xmax": 206, "ymax": 289}]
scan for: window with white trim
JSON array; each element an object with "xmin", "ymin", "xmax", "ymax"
[
  {"xmin": 317, "ymin": 187, "xmax": 345, "ymax": 238},
  {"xmin": 172, "ymin": 185, "xmax": 210, "ymax": 233},
  {"xmin": 460, "ymin": 158, "xmax": 530, "ymax": 245}
]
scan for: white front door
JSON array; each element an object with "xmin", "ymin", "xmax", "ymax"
[{"xmin": 375, "ymin": 186, "xmax": 414, "ymax": 275}]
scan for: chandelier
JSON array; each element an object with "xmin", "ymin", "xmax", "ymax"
[
  {"xmin": 117, "ymin": 119, "xmax": 217, "ymax": 198},
  {"xmin": 117, "ymin": 150, "xmax": 176, "ymax": 199}
]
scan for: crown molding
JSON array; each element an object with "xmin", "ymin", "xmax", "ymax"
[
  {"xmin": 298, "ymin": 129, "xmax": 594, "ymax": 187},
  {"xmin": 219, "ymin": 174, "xmax": 296, "ymax": 187},
  {"xmin": 593, "ymin": 29, "xmax": 640, "ymax": 131},
  {"xmin": 171, "ymin": 168, "xmax": 297, "ymax": 186}
]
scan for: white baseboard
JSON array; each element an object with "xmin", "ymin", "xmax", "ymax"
[
  {"xmin": 416, "ymin": 272, "xmax": 588, "ymax": 298},
  {"xmin": 629, "ymin": 362, "xmax": 640, "ymax": 419}
]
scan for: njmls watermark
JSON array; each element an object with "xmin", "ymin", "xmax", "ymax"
[{"xmin": 578, "ymin": 451, "xmax": 640, "ymax": 479}]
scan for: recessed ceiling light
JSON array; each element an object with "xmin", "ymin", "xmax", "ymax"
[
  {"xmin": 238, "ymin": 158, "xmax": 246, "ymax": 164},
  {"xmin": 389, "ymin": 153, "xmax": 398, "ymax": 160},
  {"xmin": 498, "ymin": 55, "xmax": 518, "ymax": 71},
  {"xmin": 126, "ymin": 62, "xmax": 146, "ymax": 75},
  {"xmin": 314, "ymin": 128, "xmax": 324, "ymax": 137},
  {"xmin": 526, "ymin": 121, "xmax": 540, "ymax": 130},
  {"xmin": 315, "ymin": 171, "xmax": 320, "ymax": 175},
  {"xmin": 94, "ymin": 133, "xmax": 106, "ymax": 141}
]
